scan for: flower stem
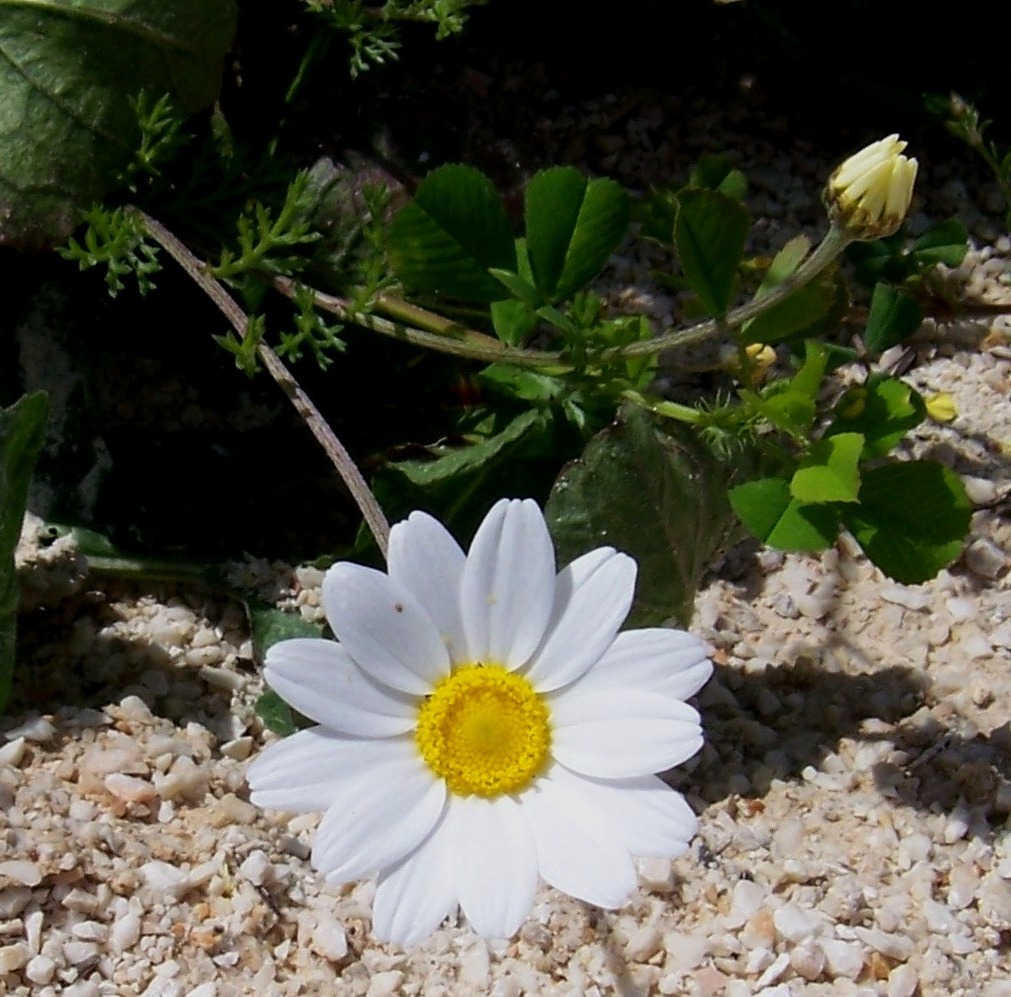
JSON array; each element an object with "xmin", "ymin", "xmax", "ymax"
[{"xmin": 133, "ymin": 209, "xmax": 392, "ymax": 558}]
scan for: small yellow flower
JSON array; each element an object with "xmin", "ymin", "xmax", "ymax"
[
  {"xmin": 925, "ymin": 392, "xmax": 957, "ymax": 423},
  {"xmin": 824, "ymin": 135, "xmax": 918, "ymax": 240},
  {"xmin": 720, "ymin": 342, "xmax": 777, "ymax": 381}
]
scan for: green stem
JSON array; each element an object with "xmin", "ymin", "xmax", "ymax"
[
  {"xmin": 603, "ymin": 225, "xmax": 854, "ymax": 360},
  {"xmin": 132, "ymin": 209, "xmax": 392, "ymax": 558},
  {"xmin": 272, "ymin": 277, "xmax": 568, "ymax": 369}
]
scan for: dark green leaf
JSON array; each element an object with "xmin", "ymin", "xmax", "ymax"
[
  {"xmin": 387, "ymin": 164, "xmax": 516, "ymax": 301},
  {"xmin": 841, "ymin": 461, "xmax": 971, "ymax": 583},
  {"xmin": 674, "ymin": 188, "xmax": 750, "ymax": 317},
  {"xmin": 863, "ymin": 283, "xmax": 923, "ymax": 353},
  {"xmin": 0, "ymin": 392, "xmax": 49, "ymax": 713},
  {"xmin": 846, "ymin": 232, "xmax": 911, "ymax": 286},
  {"xmin": 741, "ymin": 387, "xmax": 816, "ymax": 437},
  {"xmin": 827, "ymin": 375, "xmax": 925, "ymax": 458},
  {"xmin": 255, "ymin": 689, "xmax": 301, "ymax": 737},
  {"xmin": 546, "ymin": 405, "xmax": 744, "ymax": 628},
  {"xmin": 524, "ymin": 167, "xmax": 630, "ymax": 301},
  {"xmin": 634, "ymin": 189, "xmax": 676, "ymax": 244},
  {"xmin": 743, "ymin": 266, "xmax": 849, "ymax": 345},
  {"xmin": 490, "ymin": 298, "xmax": 539, "ymax": 346},
  {"xmin": 0, "ymin": 0, "xmax": 236, "ymax": 249},
  {"xmin": 910, "ymin": 218, "xmax": 968, "ymax": 268},
  {"xmin": 248, "ymin": 603, "xmax": 323, "ymax": 660},
  {"xmin": 728, "ymin": 477, "xmax": 839, "ymax": 552},
  {"xmin": 791, "ymin": 433, "xmax": 863, "ymax": 504},
  {"xmin": 687, "ymin": 154, "xmax": 748, "ymax": 201}
]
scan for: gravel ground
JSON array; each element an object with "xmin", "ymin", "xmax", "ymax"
[{"xmin": 3, "ymin": 89, "xmax": 1011, "ymax": 996}]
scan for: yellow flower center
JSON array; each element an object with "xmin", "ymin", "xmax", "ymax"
[{"xmin": 415, "ymin": 664, "xmax": 551, "ymax": 797}]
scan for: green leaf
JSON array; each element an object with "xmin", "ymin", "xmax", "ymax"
[
  {"xmin": 846, "ymin": 232, "xmax": 912, "ymax": 286},
  {"xmin": 791, "ymin": 433, "xmax": 863, "ymax": 504},
  {"xmin": 743, "ymin": 266, "xmax": 849, "ymax": 345},
  {"xmin": 863, "ymin": 283, "xmax": 923, "ymax": 353},
  {"xmin": 741, "ymin": 387, "xmax": 816, "ymax": 437},
  {"xmin": 546, "ymin": 405, "xmax": 743, "ymax": 628},
  {"xmin": 491, "ymin": 298, "xmax": 539, "ymax": 346},
  {"xmin": 255, "ymin": 689, "xmax": 301, "ymax": 737},
  {"xmin": 827, "ymin": 375, "xmax": 926, "ymax": 458},
  {"xmin": 1, "ymin": 392, "xmax": 49, "ymax": 713},
  {"xmin": 688, "ymin": 154, "xmax": 748, "ymax": 201},
  {"xmin": 910, "ymin": 218, "xmax": 968, "ymax": 268},
  {"xmin": 728, "ymin": 477, "xmax": 839, "ymax": 553},
  {"xmin": 674, "ymin": 188, "xmax": 750, "ymax": 318},
  {"xmin": 841, "ymin": 461, "xmax": 971, "ymax": 583},
  {"xmin": 0, "ymin": 0, "xmax": 237, "ymax": 250},
  {"xmin": 524, "ymin": 167, "xmax": 630, "ymax": 301},
  {"xmin": 387, "ymin": 164, "xmax": 516, "ymax": 301},
  {"xmin": 789, "ymin": 340, "xmax": 829, "ymax": 400},
  {"xmin": 634, "ymin": 189, "xmax": 676, "ymax": 244}
]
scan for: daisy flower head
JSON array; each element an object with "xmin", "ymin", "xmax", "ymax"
[{"xmin": 247, "ymin": 498, "xmax": 712, "ymax": 946}]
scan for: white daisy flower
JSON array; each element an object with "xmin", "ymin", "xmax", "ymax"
[{"xmin": 247, "ymin": 498, "xmax": 712, "ymax": 946}]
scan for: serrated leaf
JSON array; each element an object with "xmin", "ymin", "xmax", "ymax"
[
  {"xmin": 840, "ymin": 461, "xmax": 971, "ymax": 583},
  {"xmin": 674, "ymin": 188, "xmax": 750, "ymax": 317},
  {"xmin": 524, "ymin": 167, "xmax": 629, "ymax": 301},
  {"xmin": 387, "ymin": 164, "xmax": 516, "ymax": 301},
  {"xmin": 1, "ymin": 391, "xmax": 49, "ymax": 713},
  {"xmin": 863, "ymin": 283, "xmax": 923, "ymax": 353},
  {"xmin": 0, "ymin": 0, "xmax": 237, "ymax": 249},
  {"xmin": 827, "ymin": 374, "xmax": 925, "ymax": 458},
  {"xmin": 490, "ymin": 298, "xmax": 539, "ymax": 346},
  {"xmin": 791, "ymin": 433, "xmax": 863, "ymax": 504},
  {"xmin": 546, "ymin": 405, "xmax": 744, "ymax": 628},
  {"xmin": 728, "ymin": 477, "xmax": 839, "ymax": 552}
]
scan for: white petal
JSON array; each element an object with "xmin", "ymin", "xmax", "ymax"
[
  {"xmin": 323, "ymin": 563, "xmax": 450, "ymax": 694},
  {"xmin": 312, "ymin": 740, "xmax": 446, "ymax": 884},
  {"xmin": 461, "ymin": 499, "xmax": 556, "ymax": 669},
  {"xmin": 265, "ymin": 638, "xmax": 416, "ymax": 737},
  {"xmin": 523, "ymin": 764, "xmax": 637, "ymax": 908},
  {"xmin": 566, "ymin": 628, "xmax": 712, "ymax": 701},
  {"xmin": 246, "ymin": 727, "xmax": 377, "ymax": 813},
  {"xmin": 454, "ymin": 795, "xmax": 538, "ymax": 938},
  {"xmin": 551, "ymin": 690, "xmax": 703, "ymax": 778},
  {"xmin": 387, "ymin": 511, "xmax": 469, "ymax": 665},
  {"xmin": 566, "ymin": 770, "xmax": 698, "ymax": 858},
  {"xmin": 372, "ymin": 812, "xmax": 459, "ymax": 946},
  {"xmin": 523, "ymin": 548, "xmax": 636, "ymax": 691}
]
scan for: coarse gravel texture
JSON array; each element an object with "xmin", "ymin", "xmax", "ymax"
[{"xmin": 4, "ymin": 81, "xmax": 1011, "ymax": 997}]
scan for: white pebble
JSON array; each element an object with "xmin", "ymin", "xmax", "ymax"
[
  {"xmin": 880, "ymin": 583, "xmax": 931, "ymax": 610},
  {"xmin": 62, "ymin": 939, "xmax": 99, "ymax": 964},
  {"xmin": 727, "ymin": 879, "xmax": 766, "ymax": 927},
  {"xmin": 853, "ymin": 927, "xmax": 913, "ymax": 961},
  {"xmin": 140, "ymin": 860, "xmax": 192, "ymax": 900},
  {"xmin": 773, "ymin": 903, "xmax": 819, "ymax": 943},
  {"xmin": 790, "ymin": 940, "xmax": 826, "ymax": 981},
  {"xmin": 104, "ymin": 772, "xmax": 158, "ymax": 803},
  {"xmin": 186, "ymin": 985, "xmax": 217, "ymax": 997},
  {"xmin": 110, "ymin": 910, "xmax": 141, "ymax": 954},
  {"xmin": 220, "ymin": 737, "xmax": 253, "ymax": 761},
  {"xmin": 0, "ymin": 860, "xmax": 42, "ymax": 886},
  {"xmin": 888, "ymin": 964, "xmax": 918, "ymax": 997},
  {"xmin": 0, "ymin": 942, "xmax": 28, "ymax": 972},
  {"xmin": 366, "ymin": 970, "xmax": 404, "ymax": 997},
  {"xmin": 965, "ymin": 538, "xmax": 1007, "ymax": 579},
  {"xmin": 117, "ymin": 695, "xmax": 154, "ymax": 721},
  {"xmin": 25, "ymin": 953, "xmax": 56, "ymax": 984},
  {"xmin": 238, "ymin": 850, "xmax": 273, "ymax": 887},
  {"xmin": 822, "ymin": 938, "xmax": 864, "ymax": 979},
  {"xmin": 310, "ymin": 912, "xmax": 347, "ymax": 962},
  {"xmin": 72, "ymin": 920, "xmax": 108, "ymax": 942},
  {"xmin": 0, "ymin": 736, "xmax": 26, "ymax": 767},
  {"xmin": 637, "ymin": 856, "xmax": 675, "ymax": 892},
  {"xmin": 754, "ymin": 951, "xmax": 790, "ymax": 988},
  {"xmin": 979, "ymin": 873, "xmax": 1011, "ymax": 924},
  {"xmin": 2, "ymin": 716, "xmax": 56, "ymax": 743},
  {"xmin": 627, "ymin": 924, "xmax": 663, "ymax": 961}
]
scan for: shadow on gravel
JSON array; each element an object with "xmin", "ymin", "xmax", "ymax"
[{"xmin": 679, "ymin": 657, "xmax": 1011, "ymax": 839}]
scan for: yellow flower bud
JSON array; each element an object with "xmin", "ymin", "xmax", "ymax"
[{"xmin": 824, "ymin": 135, "xmax": 918, "ymax": 240}]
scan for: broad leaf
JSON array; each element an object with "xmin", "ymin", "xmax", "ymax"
[
  {"xmin": 910, "ymin": 218, "xmax": 968, "ymax": 268},
  {"xmin": 524, "ymin": 167, "xmax": 629, "ymax": 301},
  {"xmin": 791, "ymin": 433, "xmax": 863, "ymax": 504},
  {"xmin": 743, "ymin": 266, "xmax": 849, "ymax": 345},
  {"xmin": 827, "ymin": 375, "xmax": 925, "ymax": 458},
  {"xmin": 863, "ymin": 283, "xmax": 923, "ymax": 353},
  {"xmin": 387, "ymin": 164, "xmax": 516, "ymax": 301},
  {"xmin": 0, "ymin": 0, "xmax": 237, "ymax": 249},
  {"xmin": 546, "ymin": 405, "xmax": 743, "ymax": 628},
  {"xmin": 674, "ymin": 188, "xmax": 749, "ymax": 318},
  {"xmin": 1, "ymin": 392, "xmax": 49, "ymax": 713},
  {"xmin": 729, "ymin": 477, "xmax": 839, "ymax": 553},
  {"xmin": 688, "ymin": 154, "xmax": 748, "ymax": 202},
  {"xmin": 841, "ymin": 461, "xmax": 971, "ymax": 583}
]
